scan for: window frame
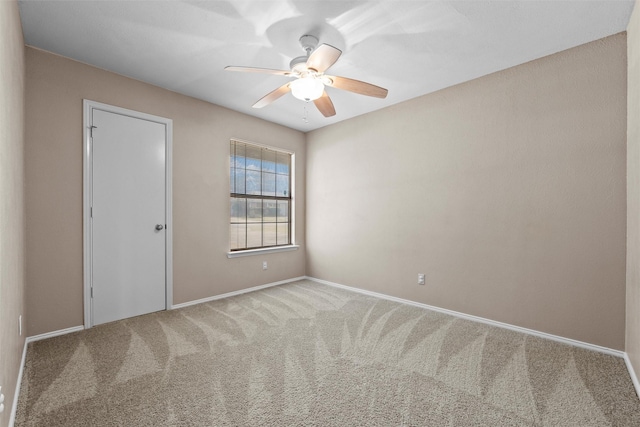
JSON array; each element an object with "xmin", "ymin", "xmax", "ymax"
[{"xmin": 227, "ymin": 138, "xmax": 297, "ymax": 257}]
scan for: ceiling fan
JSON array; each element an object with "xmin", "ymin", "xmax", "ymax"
[{"xmin": 225, "ymin": 35, "xmax": 388, "ymax": 117}]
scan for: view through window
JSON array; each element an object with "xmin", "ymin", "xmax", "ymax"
[{"xmin": 230, "ymin": 140, "xmax": 292, "ymax": 251}]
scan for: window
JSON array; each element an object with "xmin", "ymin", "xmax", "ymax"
[{"xmin": 230, "ymin": 140, "xmax": 292, "ymax": 251}]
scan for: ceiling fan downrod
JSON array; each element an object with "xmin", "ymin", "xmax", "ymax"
[{"xmin": 290, "ymin": 35, "xmax": 319, "ymax": 72}]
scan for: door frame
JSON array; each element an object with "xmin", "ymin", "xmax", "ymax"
[{"xmin": 83, "ymin": 99, "xmax": 173, "ymax": 328}]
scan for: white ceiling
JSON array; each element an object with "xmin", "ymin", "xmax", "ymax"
[{"xmin": 18, "ymin": 0, "xmax": 634, "ymax": 132}]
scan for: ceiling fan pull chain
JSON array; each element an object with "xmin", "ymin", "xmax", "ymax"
[{"xmin": 303, "ymin": 105, "xmax": 309, "ymax": 124}]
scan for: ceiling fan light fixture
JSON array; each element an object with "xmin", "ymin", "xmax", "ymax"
[{"xmin": 290, "ymin": 78, "xmax": 324, "ymax": 102}]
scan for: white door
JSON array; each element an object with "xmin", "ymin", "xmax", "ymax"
[{"xmin": 90, "ymin": 107, "xmax": 168, "ymax": 326}]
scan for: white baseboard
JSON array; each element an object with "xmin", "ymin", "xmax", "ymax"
[
  {"xmin": 9, "ymin": 276, "xmax": 307, "ymax": 424},
  {"xmin": 10, "ymin": 275, "xmax": 635, "ymax": 425},
  {"xmin": 7, "ymin": 325, "xmax": 82, "ymax": 426},
  {"xmin": 625, "ymin": 353, "xmax": 640, "ymax": 399},
  {"xmin": 171, "ymin": 276, "xmax": 307, "ymax": 309},
  {"xmin": 8, "ymin": 339, "xmax": 28, "ymax": 427},
  {"xmin": 8, "ymin": 278, "xmax": 306, "ymax": 425},
  {"xmin": 305, "ymin": 276, "xmax": 625, "ymax": 359},
  {"xmin": 26, "ymin": 325, "xmax": 85, "ymax": 344}
]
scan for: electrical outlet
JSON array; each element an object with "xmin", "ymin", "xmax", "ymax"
[
  {"xmin": 19, "ymin": 314, "xmax": 22, "ymax": 336},
  {"xmin": 262, "ymin": 261, "xmax": 268, "ymax": 270},
  {"xmin": 418, "ymin": 273, "xmax": 425, "ymax": 285},
  {"xmin": 0, "ymin": 385, "xmax": 5, "ymax": 413}
]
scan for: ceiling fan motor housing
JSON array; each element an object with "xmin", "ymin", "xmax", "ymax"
[{"xmin": 289, "ymin": 56, "xmax": 309, "ymax": 73}]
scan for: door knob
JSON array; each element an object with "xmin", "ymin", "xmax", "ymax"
[{"xmin": 155, "ymin": 224, "xmax": 164, "ymax": 231}]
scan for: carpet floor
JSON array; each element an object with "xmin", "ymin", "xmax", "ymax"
[{"xmin": 15, "ymin": 279, "xmax": 640, "ymax": 426}]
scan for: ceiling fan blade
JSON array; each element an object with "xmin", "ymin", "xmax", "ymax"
[
  {"xmin": 306, "ymin": 44, "xmax": 342, "ymax": 73},
  {"xmin": 326, "ymin": 76, "xmax": 388, "ymax": 98},
  {"xmin": 313, "ymin": 91, "xmax": 336, "ymax": 117},
  {"xmin": 225, "ymin": 66, "xmax": 291, "ymax": 76},
  {"xmin": 252, "ymin": 83, "xmax": 291, "ymax": 108}
]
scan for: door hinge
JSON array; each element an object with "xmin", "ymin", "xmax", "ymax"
[
  {"xmin": 90, "ymin": 207, "xmax": 93, "ymax": 218},
  {"xmin": 89, "ymin": 125, "xmax": 97, "ymax": 138},
  {"xmin": 90, "ymin": 286, "xmax": 93, "ymax": 298}
]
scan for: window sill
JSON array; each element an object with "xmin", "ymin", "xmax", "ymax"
[{"xmin": 227, "ymin": 245, "xmax": 300, "ymax": 258}]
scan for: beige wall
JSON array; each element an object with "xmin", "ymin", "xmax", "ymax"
[
  {"xmin": 627, "ymin": 0, "xmax": 640, "ymax": 380},
  {"xmin": 306, "ymin": 33, "xmax": 627, "ymax": 350},
  {"xmin": 25, "ymin": 48, "xmax": 306, "ymax": 336},
  {"xmin": 20, "ymin": 12, "xmax": 634, "ymax": 355},
  {"xmin": 0, "ymin": 0, "xmax": 26, "ymax": 425}
]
